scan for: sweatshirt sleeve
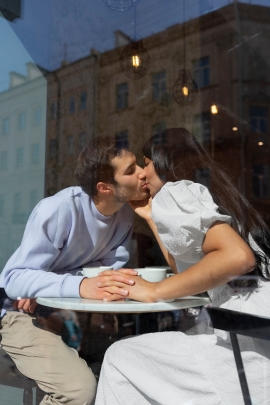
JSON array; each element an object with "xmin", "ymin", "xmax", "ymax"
[{"xmin": 1, "ymin": 198, "xmax": 83, "ymax": 299}]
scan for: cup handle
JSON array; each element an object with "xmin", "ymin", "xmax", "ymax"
[{"xmin": 76, "ymin": 270, "xmax": 83, "ymax": 276}]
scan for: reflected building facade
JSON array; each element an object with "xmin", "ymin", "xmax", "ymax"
[
  {"xmin": 46, "ymin": 53, "xmax": 97, "ymax": 195},
  {"xmin": 0, "ymin": 62, "xmax": 47, "ymax": 269},
  {"xmin": 45, "ymin": 2, "xmax": 270, "ymax": 232}
]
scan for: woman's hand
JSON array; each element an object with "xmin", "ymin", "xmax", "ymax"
[
  {"xmin": 129, "ymin": 197, "xmax": 152, "ymax": 223},
  {"xmin": 97, "ymin": 273, "xmax": 157, "ymax": 302}
]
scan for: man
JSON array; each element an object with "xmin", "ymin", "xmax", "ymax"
[{"xmin": 0, "ymin": 136, "xmax": 148, "ymax": 405}]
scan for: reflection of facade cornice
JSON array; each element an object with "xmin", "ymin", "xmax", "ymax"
[
  {"xmin": 100, "ymin": 3, "xmax": 270, "ymax": 68},
  {"xmin": 0, "ymin": 62, "xmax": 48, "ymax": 96}
]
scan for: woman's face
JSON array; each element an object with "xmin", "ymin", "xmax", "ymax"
[{"xmin": 144, "ymin": 157, "xmax": 165, "ymax": 197}]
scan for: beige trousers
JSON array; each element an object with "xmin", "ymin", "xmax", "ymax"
[{"xmin": 0, "ymin": 311, "xmax": 97, "ymax": 405}]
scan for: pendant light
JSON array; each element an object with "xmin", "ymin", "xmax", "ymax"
[
  {"xmin": 119, "ymin": 5, "xmax": 150, "ymax": 79},
  {"xmin": 100, "ymin": 0, "xmax": 141, "ymax": 12},
  {"xmin": 173, "ymin": 0, "xmax": 198, "ymax": 106}
]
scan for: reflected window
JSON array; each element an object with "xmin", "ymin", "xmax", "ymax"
[
  {"xmin": 79, "ymin": 133, "xmax": 86, "ymax": 151},
  {"xmin": 69, "ymin": 97, "xmax": 75, "ymax": 114},
  {"xmin": 33, "ymin": 107, "xmax": 42, "ymax": 126},
  {"xmin": 116, "ymin": 83, "xmax": 128, "ymax": 111},
  {"xmin": 80, "ymin": 92, "xmax": 87, "ymax": 110},
  {"xmin": 193, "ymin": 112, "xmax": 211, "ymax": 143},
  {"xmin": 50, "ymin": 140, "xmax": 58, "ymax": 159},
  {"xmin": 18, "ymin": 112, "xmax": 26, "ymax": 130},
  {"xmin": 13, "ymin": 192, "xmax": 21, "ymax": 214},
  {"xmin": 253, "ymin": 164, "xmax": 270, "ymax": 198},
  {"xmin": 193, "ymin": 56, "xmax": 210, "ymax": 88},
  {"xmin": 0, "ymin": 151, "xmax": 8, "ymax": 171},
  {"xmin": 195, "ymin": 168, "xmax": 211, "ymax": 189},
  {"xmin": 51, "ymin": 102, "xmax": 58, "ymax": 120},
  {"xmin": 2, "ymin": 117, "xmax": 10, "ymax": 135},
  {"xmin": 32, "ymin": 144, "xmax": 40, "ymax": 164},
  {"xmin": 13, "ymin": 192, "xmax": 24, "ymax": 224},
  {"xmin": 250, "ymin": 106, "xmax": 267, "ymax": 133},
  {"xmin": 152, "ymin": 122, "xmax": 166, "ymax": 135},
  {"xmin": 152, "ymin": 71, "xmax": 166, "ymax": 102},
  {"xmin": 29, "ymin": 190, "xmax": 38, "ymax": 211},
  {"xmin": 0, "ymin": 195, "xmax": 4, "ymax": 217},
  {"xmin": 68, "ymin": 135, "xmax": 74, "ymax": 155},
  {"xmin": 116, "ymin": 131, "xmax": 129, "ymax": 149},
  {"xmin": 16, "ymin": 148, "xmax": 24, "ymax": 168}
]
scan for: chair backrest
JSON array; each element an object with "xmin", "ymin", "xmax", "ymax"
[
  {"xmin": 0, "ymin": 288, "xmax": 8, "ymax": 312},
  {"xmin": 207, "ymin": 307, "xmax": 270, "ymax": 341},
  {"xmin": 206, "ymin": 307, "xmax": 270, "ymax": 405}
]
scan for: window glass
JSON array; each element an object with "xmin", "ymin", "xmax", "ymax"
[
  {"xmin": 69, "ymin": 97, "xmax": 75, "ymax": 114},
  {"xmin": 193, "ymin": 56, "xmax": 210, "ymax": 88},
  {"xmin": 80, "ymin": 92, "xmax": 87, "ymax": 110},
  {"xmin": 68, "ymin": 135, "xmax": 74, "ymax": 155},
  {"xmin": 1, "ymin": 3, "xmax": 270, "ymax": 401},
  {"xmin": 2, "ymin": 117, "xmax": 10, "ymax": 135},
  {"xmin": 78, "ymin": 132, "xmax": 86, "ymax": 151},
  {"xmin": 31, "ymin": 143, "xmax": 40, "ymax": 164},
  {"xmin": 16, "ymin": 147, "xmax": 24, "ymax": 168},
  {"xmin": 116, "ymin": 83, "xmax": 129, "ymax": 110},
  {"xmin": 0, "ymin": 151, "xmax": 8, "ymax": 171},
  {"xmin": 33, "ymin": 106, "xmax": 42, "ymax": 126},
  {"xmin": 152, "ymin": 71, "xmax": 166, "ymax": 102},
  {"xmin": 250, "ymin": 106, "xmax": 268, "ymax": 133},
  {"xmin": 18, "ymin": 111, "xmax": 26, "ymax": 130},
  {"xmin": 116, "ymin": 130, "xmax": 129, "ymax": 148}
]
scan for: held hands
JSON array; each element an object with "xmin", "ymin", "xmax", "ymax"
[
  {"xmin": 129, "ymin": 197, "xmax": 152, "ymax": 223},
  {"xmin": 79, "ymin": 268, "xmax": 138, "ymax": 301},
  {"xmin": 96, "ymin": 272, "xmax": 157, "ymax": 302}
]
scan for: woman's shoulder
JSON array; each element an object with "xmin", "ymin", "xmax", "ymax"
[{"xmin": 153, "ymin": 180, "xmax": 217, "ymax": 212}]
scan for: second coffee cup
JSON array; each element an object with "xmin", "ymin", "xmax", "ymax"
[{"xmin": 135, "ymin": 267, "xmax": 167, "ymax": 282}]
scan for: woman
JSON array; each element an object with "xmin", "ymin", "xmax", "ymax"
[{"xmin": 95, "ymin": 128, "xmax": 270, "ymax": 405}]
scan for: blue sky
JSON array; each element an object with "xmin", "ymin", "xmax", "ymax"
[{"xmin": 0, "ymin": 0, "xmax": 269, "ymax": 92}]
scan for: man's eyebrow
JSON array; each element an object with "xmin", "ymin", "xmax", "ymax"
[{"xmin": 123, "ymin": 162, "xmax": 136, "ymax": 173}]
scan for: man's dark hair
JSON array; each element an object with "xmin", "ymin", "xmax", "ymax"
[{"xmin": 75, "ymin": 136, "xmax": 129, "ymax": 197}]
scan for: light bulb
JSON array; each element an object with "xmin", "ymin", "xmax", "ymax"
[
  {"xmin": 211, "ymin": 104, "xmax": 218, "ymax": 114},
  {"xmin": 258, "ymin": 141, "xmax": 264, "ymax": 146},
  {"xmin": 232, "ymin": 127, "xmax": 238, "ymax": 131},
  {"xmin": 182, "ymin": 86, "xmax": 189, "ymax": 96},
  {"xmin": 132, "ymin": 55, "xmax": 140, "ymax": 68}
]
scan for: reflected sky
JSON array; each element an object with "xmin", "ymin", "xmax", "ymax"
[{"xmin": 0, "ymin": 0, "xmax": 270, "ymax": 92}]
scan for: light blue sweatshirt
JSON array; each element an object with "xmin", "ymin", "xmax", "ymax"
[{"xmin": 0, "ymin": 187, "xmax": 133, "ymax": 315}]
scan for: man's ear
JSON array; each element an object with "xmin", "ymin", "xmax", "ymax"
[{"xmin": 96, "ymin": 182, "xmax": 113, "ymax": 195}]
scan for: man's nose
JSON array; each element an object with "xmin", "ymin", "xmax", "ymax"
[{"xmin": 137, "ymin": 165, "xmax": 146, "ymax": 178}]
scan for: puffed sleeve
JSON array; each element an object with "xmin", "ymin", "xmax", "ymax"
[{"xmin": 152, "ymin": 180, "xmax": 232, "ymax": 264}]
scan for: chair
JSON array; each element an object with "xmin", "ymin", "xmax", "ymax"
[
  {"xmin": 0, "ymin": 288, "xmax": 42, "ymax": 405},
  {"xmin": 206, "ymin": 307, "xmax": 270, "ymax": 405}
]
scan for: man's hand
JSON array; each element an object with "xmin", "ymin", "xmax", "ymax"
[
  {"xmin": 129, "ymin": 197, "xmax": 152, "ymax": 222},
  {"xmin": 13, "ymin": 298, "xmax": 39, "ymax": 314},
  {"xmin": 79, "ymin": 269, "xmax": 138, "ymax": 301}
]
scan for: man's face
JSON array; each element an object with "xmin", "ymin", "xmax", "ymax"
[{"xmin": 111, "ymin": 151, "xmax": 149, "ymax": 203}]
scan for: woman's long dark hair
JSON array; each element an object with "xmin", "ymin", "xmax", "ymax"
[{"xmin": 142, "ymin": 127, "xmax": 270, "ymax": 291}]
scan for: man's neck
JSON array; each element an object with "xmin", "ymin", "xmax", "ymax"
[{"xmin": 92, "ymin": 196, "xmax": 124, "ymax": 216}]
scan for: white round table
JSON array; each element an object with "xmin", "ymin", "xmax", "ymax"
[{"xmin": 37, "ymin": 296, "xmax": 211, "ymax": 314}]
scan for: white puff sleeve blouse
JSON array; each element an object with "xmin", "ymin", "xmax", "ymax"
[{"xmin": 152, "ymin": 181, "xmax": 232, "ymax": 271}]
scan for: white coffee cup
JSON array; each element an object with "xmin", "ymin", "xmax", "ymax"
[
  {"xmin": 76, "ymin": 266, "xmax": 113, "ymax": 278},
  {"xmin": 135, "ymin": 267, "xmax": 167, "ymax": 282}
]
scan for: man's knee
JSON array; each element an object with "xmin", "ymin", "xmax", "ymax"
[{"xmin": 66, "ymin": 368, "xmax": 97, "ymax": 405}]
